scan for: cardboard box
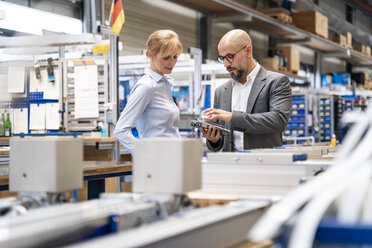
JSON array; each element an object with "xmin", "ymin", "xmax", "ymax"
[
  {"xmin": 342, "ymin": 32, "xmax": 352, "ymax": 48},
  {"xmin": 272, "ymin": 46, "xmax": 300, "ymax": 73},
  {"xmin": 261, "ymin": 57, "xmax": 279, "ymax": 71},
  {"xmin": 365, "ymin": 72, "xmax": 370, "ymax": 81},
  {"xmin": 321, "ymin": 74, "xmax": 332, "ymax": 87},
  {"xmin": 332, "ymin": 73, "xmax": 350, "ymax": 86},
  {"xmin": 333, "ymin": 34, "xmax": 347, "ymax": 48},
  {"xmin": 366, "ymin": 46, "xmax": 371, "ymax": 56},
  {"xmin": 354, "ymin": 44, "xmax": 366, "ymax": 54},
  {"xmin": 292, "ymin": 11, "xmax": 328, "ymax": 39}
]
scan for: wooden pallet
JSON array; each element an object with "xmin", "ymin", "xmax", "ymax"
[
  {"xmin": 278, "ymin": 66, "xmax": 288, "ymax": 73},
  {"xmin": 266, "ymin": 12, "xmax": 292, "ymax": 24},
  {"xmin": 313, "ymin": 32, "xmax": 328, "ymax": 40},
  {"xmin": 333, "ymin": 34, "xmax": 348, "ymax": 49},
  {"xmin": 290, "ymin": 69, "xmax": 298, "ymax": 75},
  {"xmin": 339, "ymin": 43, "xmax": 348, "ymax": 49}
]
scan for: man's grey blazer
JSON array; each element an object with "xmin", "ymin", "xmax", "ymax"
[{"xmin": 207, "ymin": 66, "xmax": 292, "ymax": 152}]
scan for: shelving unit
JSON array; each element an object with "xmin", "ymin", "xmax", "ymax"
[
  {"xmin": 319, "ymin": 95, "xmax": 334, "ymax": 142},
  {"xmin": 342, "ymin": 95, "xmax": 354, "ymax": 112},
  {"xmin": 212, "ymin": 0, "xmax": 372, "ymax": 66},
  {"xmin": 62, "ymin": 57, "xmax": 109, "ymax": 133},
  {"xmin": 284, "ymin": 93, "xmax": 308, "ymax": 139},
  {"xmin": 0, "ymin": 34, "xmax": 105, "ymax": 135}
]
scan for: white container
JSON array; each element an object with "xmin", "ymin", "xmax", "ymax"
[
  {"xmin": 10, "ymin": 137, "xmax": 83, "ymax": 192},
  {"xmin": 133, "ymin": 138, "xmax": 202, "ymax": 194}
]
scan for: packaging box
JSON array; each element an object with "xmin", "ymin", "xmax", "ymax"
[
  {"xmin": 354, "ymin": 44, "xmax": 366, "ymax": 54},
  {"xmin": 333, "ymin": 34, "xmax": 347, "ymax": 48},
  {"xmin": 273, "ymin": 46, "xmax": 300, "ymax": 73},
  {"xmin": 332, "ymin": 73, "xmax": 350, "ymax": 86},
  {"xmin": 292, "ymin": 11, "xmax": 328, "ymax": 39},
  {"xmin": 321, "ymin": 74, "xmax": 332, "ymax": 87},
  {"xmin": 342, "ymin": 32, "xmax": 352, "ymax": 48},
  {"xmin": 366, "ymin": 46, "xmax": 371, "ymax": 56},
  {"xmin": 364, "ymin": 72, "xmax": 370, "ymax": 81},
  {"xmin": 261, "ymin": 57, "xmax": 279, "ymax": 71}
]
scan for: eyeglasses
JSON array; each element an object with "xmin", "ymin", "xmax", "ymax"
[{"xmin": 217, "ymin": 46, "xmax": 246, "ymax": 63}]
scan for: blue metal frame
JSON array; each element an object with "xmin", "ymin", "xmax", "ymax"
[
  {"xmin": 13, "ymin": 132, "xmax": 83, "ymax": 138},
  {"xmin": 276, "ymin": 217, "xmax": 372, "ymax": 247},
  {"xmin": 84, "ymin": 171, "xmax": 132, "ymax": 200},
  {"xmin": 0, "ymin": 171, "xmax": 132, "ymax": 199},
  {"xmin": 315, "ymin": 217, "xmax": 372, "ymax": 245}
]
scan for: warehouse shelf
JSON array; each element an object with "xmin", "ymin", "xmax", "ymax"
[
  {"xmin": 184, "ymin": 0, "xmax": 372, "ymax": 66},
  {"xmin": 273, "ymin": 70, "xmax": 309, "ymax": 81}
]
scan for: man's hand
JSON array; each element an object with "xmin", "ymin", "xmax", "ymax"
[
  {"xmin": 200, "ymin": 125, "xmax": 220, "ymax": 143},
  {"xmin": 202, "ymin": 108, "xmax": 233, "ymax": 122}
]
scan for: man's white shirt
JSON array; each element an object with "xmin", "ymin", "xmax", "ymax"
[{"xmin": 231, "ymin": 63, "xmax": 260, "ymax": 151}]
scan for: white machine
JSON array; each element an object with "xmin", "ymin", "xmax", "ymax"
[
  {"xmin": 10, "ymin": 137, "xmax": 83, "ymax": 192},
  {"xmin": 0, "ymin": 138, "xmax": 273, "ymax": 248},
  {"xmin": 200, "ymin": 152, "xmax": 333, "ymax": 196},
  {"xmin": 133, "ymin": 138, "xmax": 203, "ymax": 194}
]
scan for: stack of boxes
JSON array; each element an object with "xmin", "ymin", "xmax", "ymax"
[
  {"xmin": 292, "ymin": 11, "xmax": 328, "ymax": 39},
  {"xmin": 354, "ymin": 44, "xmax": 371, "ymax": 57},
  {"xmin": 342, "ymin": 32, "xmax": 353, "ymax": 49},
  {"xmin": 261, "ymin": 46, "xmax": 300, "ymax": 75},
  {"xmin": 332, "ymin": 33, "xmax": 348, "ymax": 48},
  {"xmin": 273, "ymin": 46, "xmax": 300, "ymax": 74}
]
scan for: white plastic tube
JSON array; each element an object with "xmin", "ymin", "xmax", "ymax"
[
  {"xmin": 337, "ymin": 159, "xmax": 372, "ymax": 223},
  {"xmin": 288, "ymin": 161, "xmax": 371, "ymax": 248},
  {"xmin": 248, "ymin": 107, "xmax": 372, "ymax": 242}
]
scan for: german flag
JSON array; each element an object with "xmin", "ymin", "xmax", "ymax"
[{"xmin": 111, "ymin": 0, "xmax": 125, "ymax": 35}]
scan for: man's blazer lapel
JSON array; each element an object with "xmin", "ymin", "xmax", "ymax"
[
  {"xmin": 223, "ymin": 80, "xmax": 233, "ymax": 111},
  {"xmin": 246, "ymin": 67, "xmax": 267, "ymax": 113}
]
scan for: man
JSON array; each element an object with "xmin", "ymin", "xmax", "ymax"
[{"xmin": 201, "ymin": 29, "xmax": 292, "ymax": 151}]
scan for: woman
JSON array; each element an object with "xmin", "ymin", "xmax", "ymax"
[{"xmin": 114, "ymin": 30, "xmax": 183, "ymax": 154}]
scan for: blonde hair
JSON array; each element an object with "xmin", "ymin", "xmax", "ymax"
[{"xmin": 146, "ymin": 30, "xmax": 183, "ymax": 58}]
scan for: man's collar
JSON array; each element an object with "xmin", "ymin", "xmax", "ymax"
[{"xmin": 231, "ymin": 63, "xmax": 260, "ymax": 87}]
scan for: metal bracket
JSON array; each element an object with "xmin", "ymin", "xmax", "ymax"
[{"xmin": 97, "ymin": 25, "xmax": 115, "ymax": 36}]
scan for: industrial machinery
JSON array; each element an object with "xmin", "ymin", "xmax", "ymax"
[
  {"xmin": 200, "ymin": 151, "xmax": 332, "ymax": 197},
  {"xmin": 6, "ymin": 137, "xmax": 83, "ymax": 208},
  {"xmin": 0, "ymin": 138, "xmax": 273, "ymax": 248},
  {"xmin": 2, "ymin": 138, "xmax": 336, "ymax": 247}
]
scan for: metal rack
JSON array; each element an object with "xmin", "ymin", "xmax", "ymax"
[
  {"xmin": 0, "ymin": 34, "xmax": 104, "ymax": 135},
  {"xmin": 284, "ymin": 93, "xmax": 308, "ymax": 140},
  {"xmin": 62, "ymin": 57, "xmax": 109, "ymax": 134},
  {"xmin": 318, "ymin": 95, "xmax": 334, "ymax": 142},
  {"xmin": 342, "ymin": 95, "xmax": 354, "ymax": 112}
]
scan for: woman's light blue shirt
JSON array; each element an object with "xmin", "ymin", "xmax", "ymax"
[{"xmin": 114, "ymin": 68, "xmax": 180, "ymax": 153}]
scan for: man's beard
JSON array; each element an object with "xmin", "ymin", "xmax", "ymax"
[{"xmin": 229, "ymin": 67, "xmax": 245, "ymax": 81}]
